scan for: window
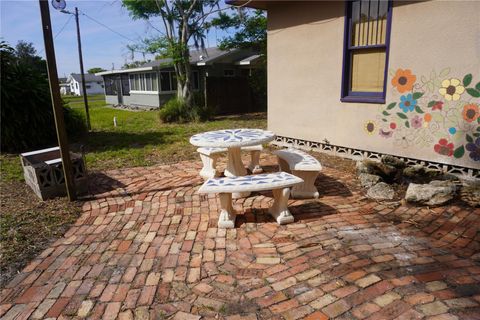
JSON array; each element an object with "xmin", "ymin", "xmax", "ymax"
[
  {"xmin": 104, "ymin": 76, "xmax": 117, "ymax": 95},
  {"xmin": 192, "ymin": 71, "xmax": 199, "ymax": 90},
  {"xmin": 224, "ymin": 69, "xmax": 235, "ymax": 77},
  {"xmin": 129, "ymin": 72, "xmax": 158, "ymax": 92},
  {"xmin": 160, "ymin": 71, "xmax": 178, "ymax": 92},
  {"xmin": 341, "ymin": 0, "xmax": 392, "ymax": 103},
  {"xmin": 121, "ymin": 74, "xmax": 130, "ymax": 96}
]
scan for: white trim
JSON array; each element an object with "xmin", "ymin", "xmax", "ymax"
[
  {"xmin": 96, "ymin": 66, "xmax": 153, "ymax": 76},
  {"xmin": 130, "ymin": 90, "xmax": 159, "ymax": 95},
  {"xmin": 21, "ymin": 146, "xmax": 59, "ymax": 157}
]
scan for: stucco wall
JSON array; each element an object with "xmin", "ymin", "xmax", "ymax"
[{"xmin": 267, "ymin": 0, "xmax": 480, "ymax": 169}]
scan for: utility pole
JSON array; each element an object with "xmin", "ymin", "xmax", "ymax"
[
  {"xmin": 74, "ymin": 7, "xmax": 91, "ymax": 130},
  {"xmin": 38, "ymin": 0, "xmax": 76, "ymax": 201}
]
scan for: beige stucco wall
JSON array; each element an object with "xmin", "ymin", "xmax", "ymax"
[{"xmin": 267, "ymin": 0, "xmax": 480, "ymax": 169}]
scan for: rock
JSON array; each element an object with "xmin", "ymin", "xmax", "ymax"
[
  {"xmin": 460, "ymin": 182, "xmax": 480, "ymax": 207},
  {"xmin": 357, "ymin": 160, "xmax": 397, "ymax": 181},
  {"xmin": 359, "ymin": 173, "xmax": 382, "ymax": 188},
  {"xmin": 367, "ymin": 182, "xmax": 395, "ymax": 200},
  {"xmin": 405, "ymin": 180, "xmax": 458, "ymax": 206},
  {"xmin": 402, "ymin": 165, "xmax": 451, "ymax": 183},
  {"xmin": 381, "ymin": 155, "xmax": 406, "ymax": 169}
]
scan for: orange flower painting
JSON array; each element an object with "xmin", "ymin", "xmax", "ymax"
[
  {"xmin": 462, "ymin": 104, "xmax": 479, "ymax": 123},
  {"xmin": 391, "ymin": 69, "xmax": 416, "ymax": 93}
]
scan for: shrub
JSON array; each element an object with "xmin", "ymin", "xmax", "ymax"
[
  {"xmin": 159, "ymin": 93, "xmax": 214, "ymax": 123},
  {"xmin": 0, "ymin": 41, "xmax": 86, "ymax": 152}
]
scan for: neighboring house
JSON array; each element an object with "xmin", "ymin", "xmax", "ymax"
[
  {"xmin": 66, "ymin": 73, "xmax": 104, "ymax": 96},
  {"xmin": 96, "ymin": 47, "xmax": 263, "ymax": 113},
  {"xmin": 227, "ymin": 0, "xmax": 480, "ymax": 177},
  {"xmin": 59, "ymin": 77, "xmax": 71, "ymax": 95}
]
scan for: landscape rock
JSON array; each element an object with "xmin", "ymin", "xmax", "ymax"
[
  {"xmin": 381, "ymin": 155, "xmax": 406, "ymax": 169},
  {"xmin": 405, "ymin": 180, "xmax": 458, "ymax": 206},
  {"xmin": 367, "ymin": 182, "xmax": 395, "ymax": 200},
  {"xmin": 460, "ymin": 182, "xmax": 480, "ymax": 207},
  {"xmin": 402, "ymin": 165, "xmax": 455, "ymax": 183},
  {"xmin": 356, "ymin": 160, "xmax": 397, "ymax": 181},
  {"xmin": 359, "ymin": 173, "xmax": 382, "ymax": 188}
]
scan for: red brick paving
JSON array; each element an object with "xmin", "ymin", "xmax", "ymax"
[{"xmin": 1, "ymin": 155, "xmax": 479, "ymax": 319}]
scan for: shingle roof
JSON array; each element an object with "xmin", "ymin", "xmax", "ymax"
[
  {"xmin": 140, "ymin": 47, "xmax": 227, "ymax": 68},
  {"xmin": 70, "ymin": 73, "xmax": 103, "ymax": 83}
]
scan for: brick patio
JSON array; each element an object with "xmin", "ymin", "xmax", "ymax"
[{"xmin": 1, "ymin": 155, "xmax": 479, "ymax": 320}]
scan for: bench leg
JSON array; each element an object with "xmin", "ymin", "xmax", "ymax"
[
  {"xmin": 269, "ymin": 188, "xmax": 294, "ymax": 225},
  {"xmin": 291, "ymin": 170, "xmax": 320, "ymax": 199},
  {"xmin": 218, "ymin": 193, "xmax": 236, "ymax": 229},
  {"xmin": 248, "ymin": 150, "xmax": 263, "ymax": 173},
  {"xmin": 277, "ymin": 157, "xmax": 291, "ymax": 173},
  {"xmin": 199, "ymin": 153, "xmax": 219, "ymax": 180}
]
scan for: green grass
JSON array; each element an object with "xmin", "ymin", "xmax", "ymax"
[
  {"xmin": 62, "ymin": 94, "xmax": 105, "ymax": 104},
  {"xmin": 0, "ymin": 155, "xmax": 24, "ymax": 183}
]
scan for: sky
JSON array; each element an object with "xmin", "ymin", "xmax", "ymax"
[{"xmin": 1, "ymin": 0, "xmax": 230, "ymax": 76}]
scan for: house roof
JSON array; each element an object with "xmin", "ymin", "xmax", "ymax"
[
  {"xmin": 69, "ymin": 73, "xmax": 103, "ymax": 83},
  {"xmin": 225, "ymin": 0, "xmax": 268, "ymax": 10},
  {"xmin": 96, "ymin": 47, "xmax": 251, "ymax": 76},
  {"xmin": 235, "ymin": 54, "xmax": 263, "ymax": 65}
]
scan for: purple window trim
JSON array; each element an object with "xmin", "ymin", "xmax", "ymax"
[{"xmin": 340, "ymin": 0, "xmax": 393, "ymax": 104}]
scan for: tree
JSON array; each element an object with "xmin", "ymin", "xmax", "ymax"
[
  {"xmin": 1, "ymin": 41, "xmax": 85, "ymax": 151},
  {"xmin": 209, "ymin": 9, "xmax": 266, "ymax": 53},
  {"xmin": 87, "ymin": 67, "xmax": 106, "ymax": 74},
  {"xmin": 122, "ymin": 0, "xmax": 221, "ymax": 106},
  {"xmin": 14, "ymin": 40, "xmax": 47, "ymax": 75}
]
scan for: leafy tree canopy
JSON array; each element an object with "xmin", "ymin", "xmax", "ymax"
[
  {"xmin": 14, "ymin": 40, "xmax": 47, "ymax": 75},
  {"xmin": 87, "ymin": 67, "xmax": 106, "ymax": 74},
  {"xmin": 209, "ymin": 9, "xmax": 266, "ymax": 53}
]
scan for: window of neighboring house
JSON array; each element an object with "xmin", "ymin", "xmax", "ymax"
[
  {"xmin": 192, "ymin": 71, "xmax": 199, "ymax": 90},
  {"xmin": 104, "ymin": 76, "xmax": 117, "ymax": 95},
  {"xmin": 341, "ymin": 0, "xmax": 392, "ymax": 103},
  {"xmin": 121, "ymin": 74, "xmax": 130, "ymax": 95},
  {"xmin": 224, "ymin": 69, "xmax": 235, "ymax": 77},
  {"xmin": 76, "ymin": 82, "xmax": 79, "ymax": 89},
  {"xmin": 129, "ymin": 72, "xmax": 157, "ymax": 92},
  {"xmin": 160, "ymin": 71, "xmax": 178, "ymax": 92},
  {"xmin": 86, "ymin": 84, "xmax": 91, "ymax": 89}
]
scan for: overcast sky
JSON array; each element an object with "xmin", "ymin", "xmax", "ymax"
[{"xmin": 1, "ymin": 0, "xmax": 229, "ymax": 76}]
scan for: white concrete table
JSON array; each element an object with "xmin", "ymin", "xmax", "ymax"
[{"xmin": 190, "ymin": 128, "xmax": 276, "ymax": 197}]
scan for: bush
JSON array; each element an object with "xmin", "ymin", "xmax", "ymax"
[
  {"xmin": 0, "ymin": 41, "xmax": 86, "ymax": 152},
  {"xmin": 159, "ymin": 93, "xmax": 214, "ymax": 123}
]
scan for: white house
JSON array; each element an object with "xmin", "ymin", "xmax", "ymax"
[{"xmin": 66, "ymin": 73, "xmax": 104, "ymax": 96}]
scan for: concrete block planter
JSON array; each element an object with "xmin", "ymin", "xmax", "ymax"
[{"xmin": 20, "ymin": 146, "xmax": 88, "ymax": 200}]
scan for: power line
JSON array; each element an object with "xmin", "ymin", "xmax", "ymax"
[
  {"xmin": 38, "ymin": 14, "xmax": 74, "ymax": 55},
  {"xmin": 54, "ymin": 14, "xmax": 74, "ymax": 39},
  {"xmin": 79, "ymin": 10, "xmax": 136, "ymax": 43}
]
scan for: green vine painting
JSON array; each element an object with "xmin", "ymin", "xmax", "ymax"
[{"xmin": 364, "ymin": 68, "xmax": 480, "ymax": 162}]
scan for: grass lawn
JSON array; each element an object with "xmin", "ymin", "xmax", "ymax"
[
  {"xmin": 69, "ymin": 98, "xmax": 267, "ymax": 172},
  {"xmin": 0, "ymin": 95, "xmax": 266, "ymax": 286}
]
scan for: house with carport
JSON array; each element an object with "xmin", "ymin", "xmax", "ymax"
[{"xmin": 227, "ymin": 0, "xmax": 480, "ymax": 179}]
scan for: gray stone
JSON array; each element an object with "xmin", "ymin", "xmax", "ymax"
[
  {"xmin": 405, "ymin": 180, "xmax": 458, "ymax": 206},
  {"xmin": 359, "ymin": 173, "xmax": 382, "ymax": 188},
  {"xmin": 381, "ymin": 155, "xmax": 406, "ymax": 169},
  {"xmin": 367, "ymin": 182, "xmax": 395, "ymax": 200},
  {"xmin": 403, "ymin": 165, "xmax": 451, "ymax": 183},
  {"xmin": 460, "ymin": 182, "xmax": 480, "ymax": 207},
  {"xmin": 357, "ymin": 160, "xmax": 397, "ymax": 181}
]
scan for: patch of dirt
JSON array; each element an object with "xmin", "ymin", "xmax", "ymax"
[{"xmin": 0, "ymin": 180, "xmax": 81, "ymax": 288}]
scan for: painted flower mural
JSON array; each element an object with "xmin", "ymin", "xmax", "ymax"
[
  {"xmin": 434, "ymin": 138, "xmax": 454, "ymax": 156},
  {"xmin": 466, "ymin": 138, "xmax": 480, "ymax": 161},
  {"xmin": 399, "ymin": 94, "xmax": 417, "ymax": 112},
  {"xmin": 462, "ymin": 103, "xmax": 479, "ymax": 122},
  {"xmin": 391, "ymin": 69, "xmax": 416, "ymax": 93},
  {"xmin": 439, "ymin": 78, "xmax": 465, "ymax": 101},
  {"xmin": 366, "ymin": 68, "xmax": 480, "ymax": 163}
]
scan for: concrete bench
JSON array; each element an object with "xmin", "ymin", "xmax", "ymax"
[
  {"xmin": 198, "ymin": 172, "xmax": 303, "ymax": 228},
  {"xmin": 197, "ymin": 145, "xmax": 263, "ymax": 180},
  {"xmin": 274, "ymin": 148, "xmax": 322, "ymax": 199}
]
